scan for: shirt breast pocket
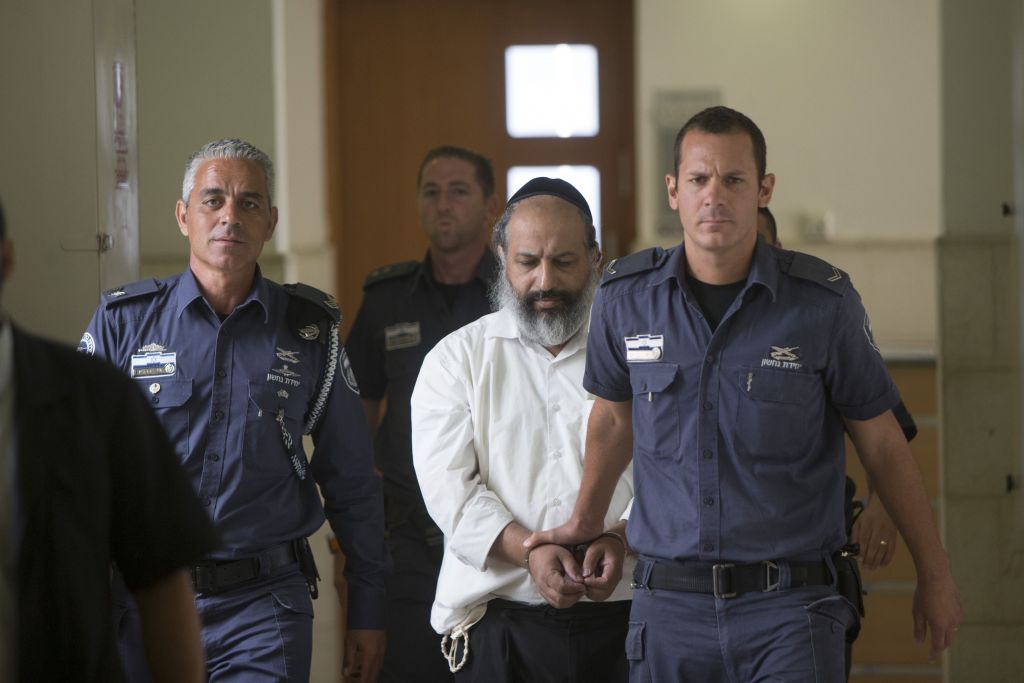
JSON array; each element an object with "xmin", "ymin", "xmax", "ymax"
[
  {"xmin": 244, "ymin": 381, "xmax": 308, "ymax": 478},
  {"xmin": 736, "ymin": 367, "xmax": 823, "ymax": 458},
  {"xmin": 629, "ymin": 362, "xmax": 681, "ymax": 460},
  {"xmin": 137, "ymin": 378, "xmax": 192, "ymax": 458}
]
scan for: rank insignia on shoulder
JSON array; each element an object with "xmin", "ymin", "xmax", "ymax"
[
  {"xmin": 324, "ymin": 294, "xmax": 340, "ymax": 310},
  {"xmin": 102, "ymin": 278, "xmax": 161, "ymax": 304},
  {"xmin": 781, "ymin": 252, "xmax": 849, "ymax": 295},
  {"xmin": 364, "ymin": 260, "xmax": 419, "ymax": 288},
  {"xmin": 600, "ymin": 247, "xmax": 668, "ymax": 285},
  {"xmin": 298, "ymin": 324, "xmax": 319, "ymax": 341}
]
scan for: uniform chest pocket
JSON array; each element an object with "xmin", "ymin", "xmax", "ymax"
[
  {"xmin": 136, "ymin": 378, "xmax": 192, "ymax": 458},
  {"xmin": 629, "ymin": 362, "xmax": 681, "ymax": 460},
  {"xmin": 735, "ymin": 367, "xmax": 823, "ymax": 459},
  {"xmin": 244, "ymin": 381, "xmax": 308, "ymax": 478}
]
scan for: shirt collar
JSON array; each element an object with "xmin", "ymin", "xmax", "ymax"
[
  {"xmin": 657, "ymin": 236, "xmax": 779, "ymax": 301},
  {"xmin": 175, "ymin": 266, "xmax": 270, "ymax": 322}
]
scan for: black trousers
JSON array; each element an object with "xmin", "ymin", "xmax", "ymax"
[
  {"xmin": 453, "ymin": 598, "xmax": 631, "ymax": 683},
  {"xmin": 381, "ymin": 524, "xmax": 453, "ymax": 683}
]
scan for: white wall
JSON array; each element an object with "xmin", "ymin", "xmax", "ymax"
[{"xmin": 635, "ymin": 0, "xmax": 941, "ymax": 350}]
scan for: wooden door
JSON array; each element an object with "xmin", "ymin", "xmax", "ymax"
[{"xmin": 325, "ymin": 0, "xmax": 635, "ymax": 332}]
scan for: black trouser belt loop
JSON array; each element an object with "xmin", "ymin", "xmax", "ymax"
[
  {"xmin": 192, "ymin": 540, "xmax": 299, "ymax": 595},
  {"xmin": 633, "ymin": 557, "xmax": 832, "ymax": 599}
]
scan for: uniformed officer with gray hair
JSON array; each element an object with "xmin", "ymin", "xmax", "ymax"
[
  {"xmin": 528, "ymin": 106, "xmax": 961, "ymax": 681},
  {"xmin": 80, "ymin": 139, "xmax": 389, "ymax": 682}
]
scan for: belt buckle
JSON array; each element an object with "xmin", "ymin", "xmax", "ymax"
[
  {"xmin": 762, "ymin": 560, "xmax": 780, "ymax": 592},
  {"xmin": 712, "ymin": 563, "xmax": 736, "ymax": 599}
]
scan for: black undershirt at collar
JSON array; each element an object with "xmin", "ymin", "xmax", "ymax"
[{"xmin": 685, "ymin": 274, "xmax": 745, "ymax": 332}]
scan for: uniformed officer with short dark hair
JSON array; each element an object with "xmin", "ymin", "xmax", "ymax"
[
  {"xmin": 344, "ymin": 145, "xmax": 500, "ymax": 682},
  {"xmin": 81, "ymin": 138, "xmax": 389, "ymax": 682},
  {"xmin": 528, "ymin": 106, "xmax": 962, "ymax": 681}
]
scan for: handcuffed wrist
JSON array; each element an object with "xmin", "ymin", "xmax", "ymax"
[{"xmin": 599, "ymin": 530, "xmax": 627, "ymax": 551}]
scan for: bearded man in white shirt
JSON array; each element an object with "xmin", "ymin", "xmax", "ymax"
[{"xmin": 411, "ymin": 177, "xmax": 634, "ymax": 682}]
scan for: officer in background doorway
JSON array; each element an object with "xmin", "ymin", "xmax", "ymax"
[{"xmin": 343, "ymin": 146, "xmax": 500, "ymax": 682}]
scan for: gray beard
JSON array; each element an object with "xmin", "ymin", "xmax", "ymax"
[{"xmin": 490, "ymin": 266, "xmax": 598, "ymax": 348}]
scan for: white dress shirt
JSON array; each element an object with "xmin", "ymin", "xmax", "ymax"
[
  {"xmin": 0, "ymin": 319, "xmax": 17, "ymax": 678},
  {"xmin": 411, "ymin": 308, "xmax": 634, "ymax": 634}
]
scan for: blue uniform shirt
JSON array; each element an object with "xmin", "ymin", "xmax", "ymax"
[
  {"xmin": 81, "ymin": 268, "xmax": 388, "ymax": 628},
  {"xmin": 584, "ymin": 238, "xmax": 900, "ymax": 564}
]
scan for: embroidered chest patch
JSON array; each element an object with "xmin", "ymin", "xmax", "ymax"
[{"xmin": 385, "ymin": 322, "xmax": 421, "ymax": 351}]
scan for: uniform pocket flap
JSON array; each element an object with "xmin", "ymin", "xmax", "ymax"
[
  {"xmin": 629, "ymin": 362, "xmax": 679, "ymax": 396},
  {"xmin": 741, "ymin": 368, "xmax": 819, "ymax": 405},
  {"xmin": 625, "ymin": 621, "xmax": 646, "ymax": 661},
  {"xmin": 137, "ymin": 378, "xmax": 192, "ymax": 407}
]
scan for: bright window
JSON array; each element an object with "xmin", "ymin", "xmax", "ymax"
[{"xmin": 505, "ymin": 44, "xmax": 599, "ymax": 139}]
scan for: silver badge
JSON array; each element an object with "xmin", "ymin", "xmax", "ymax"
[
  {"xmin": 276, "ymin": 347, "xmax": 300, "ymax": 363},
  {"xmin": 138, "ymin": 342, "xmax": 166, "ymax": 354},
  {"xmin": 108, "ymin": 289, "xmax": 126, "ymax": 297},
  {"xmin": 624, "ymin": 334, "xmax": 664, "ymax": 362},
  {"xmin": 323, "ymin": 295, "xmax": 340, "ymax": 310},
  {"xmin": 277, "ymin": 389, "xmax": 290, "ymax": 399},
  {"xmin": 298, "ymin": 324, "xmax": 319, "ymax": 341},
  {"xmin": 149, "ymin": 383, "xmax": 161, "ymax": 394}
]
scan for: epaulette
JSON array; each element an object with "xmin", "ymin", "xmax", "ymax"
[
  {"xmin": 600, "ymin": 247, "xmax": 669, "ymax": 286},
  {"xmin": 779, "ymin": 251, "xmax": 850, "ymax": 295},
  {"xmin": 283, "ymin": 283, "xmax": 341, "ymax": 346},
  {"xmin": 102, "ymin": 278, "xmax": 160, "ymax": 304},
  {"xmin": 363, "ymin": 260, "xmax": 419, "ymax": 289}
]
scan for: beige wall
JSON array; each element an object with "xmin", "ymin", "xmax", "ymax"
[
  {"xmin": 635, "ymin": 0, "xmax": 941, "ymax": 351},
  {"xmin": 135, "ymin": 0, "xmax": 277, "ymax": 277}
]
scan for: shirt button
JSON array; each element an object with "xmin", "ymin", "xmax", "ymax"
[
  {"xmin": 210, "ymin": 453, "xmax": 220, "ymax": 462},
  {"xmin": 151, "ymin": 396, "xmax": 159, "ymax": 405},
  {"xmin": 703, "ymin": 497, "xmax": 715, "ymax": 506},
  {"xmin": 551, "ymin": 404, "xmax": 561, "ymax": 413},
  {"xmin": 705, "ymin": 355, "xmax": 714, "ymax": 366},
  {"xmin": 702, "ymin": 401, "xmax": 713, "ymax": 411},
  {"xmin": 552, "ymin": 498, "xmax": 561, "ymax": 506},
  {"xmin": 551, "ymin": 449, "xmax": 562, "ymax": 459},
  {"xmin": 216, "ymin": 368, "xmax": 227, "ymax": 379},
  {"xmin": 203, "ymin": 498, "xmax": 212, "ymax": 507},
  {"xmin": 213, "ymin": 410, "xmax": 224, "ymax": 421},
  {"xmin": 702, "ymin": 449, "xmax": 713, "ymax": 460},
  {"xmin": 703, "ymin": 542, "xmax": 714, "ymax": 552}
]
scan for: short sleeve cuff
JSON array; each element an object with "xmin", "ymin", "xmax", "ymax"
[
  {"xmin": 582, "ymin": 374, "xmax": 631, "ymax": 403},
  {"xmin": 835, "ymin": 384, "xmax": 901, "ymax": 422}
]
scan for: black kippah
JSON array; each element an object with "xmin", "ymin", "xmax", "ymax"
[{"xmin": 506, "ymin": 177, "xmax": 592, "ymax": 221}]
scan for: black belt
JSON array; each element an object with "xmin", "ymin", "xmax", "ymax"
[
  {"xmin": 633, "ymin": 558, "xmax": 832, "ymax": 599},
  {"xmin": 192, "ymin": 540, "xmax": 299, "ymax": 595}
]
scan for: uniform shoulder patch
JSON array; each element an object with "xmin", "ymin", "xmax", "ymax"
[
  {"xmin": 102, "ymin": 278, "xmax": 161, "ymax": 304},
  {"xmin": 283, "ymin": 282, "xmax": 342, "ymax": 325},
  {"xmin": 600, "ymin": 247, "xmax": 669, "ymax": 286},
  {"xmin": 363, "ymin": 260, "xmax": 419, "ymax": 289},
  {"xmin": 779, "ymin": 251, "xmax": 850, "ymax": 295}
]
